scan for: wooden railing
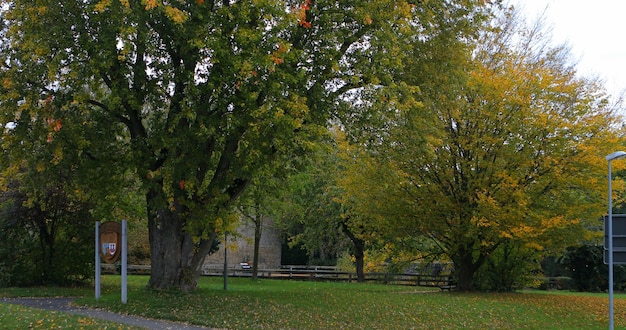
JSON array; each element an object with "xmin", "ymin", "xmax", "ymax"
[{"xmin": 101, "ymin": 264, "xmax": 455, "ymax": 289}]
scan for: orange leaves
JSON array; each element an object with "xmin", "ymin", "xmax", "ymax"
[
  {"xmin": 276, "ymin": 42, "xmax": 289, "ymax": 54},
  {"xmin": 299, "ymin": 19, "xmax": 312, "ymax": 29},
  {"xmin": 271, "ymin": 54, "xmax": 284, "ymax": 65},
  {"xmin": 271, "ymin": 42, "xmax": 289, "ymax": 66},
  {"xmin": 2, "ymin": 78, "xmax": 13, "ymax": 89},
  {"xmin": 271, "ymin": 44, "xmax": 288, "ymax": 65},
  {"xmin": 50, "ymin": 118, "xmax": 63, "ymax": 132},
  {"xmin": 144, "ymin": 0, "xmax": 157, "ymax": 10},
  {"xmin": 296, "ymin": 0, "xmax": 312, "ymax": 28},
  {"xmin": 196, "ymin": 0, "xmax": 204, "ymax": 4},
  {"xmin": 44, "ymin": 116, "xmax": 61, "ymax": 143},
  {"xmin": 45, "ymin": 118, "xmax": 62, "ymax": 143},
  {"xmin": 39, "ymin": 96, "xmax": 62, "ymax": 143}
]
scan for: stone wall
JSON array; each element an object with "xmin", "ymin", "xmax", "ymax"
[{"xmin": 202, "ymin": 216, "xmax": 282, "ymax": 269}]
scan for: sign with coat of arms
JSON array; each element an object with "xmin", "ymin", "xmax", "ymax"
[{"xmin": 99, "ymin": 221, "xmax": 122, "ymax": 264}]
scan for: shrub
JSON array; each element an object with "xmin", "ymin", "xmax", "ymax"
[
  {"xmin": 558, "ymin": 244, "xmax": 626, "ymax": 292},
  {"xmin": 473, "ymin": 242, "xmax": 540, "ymax": 292},
  {"xmin": 0, "ymin": 183, "xmax": 94, "ymax": 287}
]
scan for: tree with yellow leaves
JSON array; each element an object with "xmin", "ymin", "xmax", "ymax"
[{"xmin": 339, "ymin": 6, "xmax": 626, "ymax": 291}]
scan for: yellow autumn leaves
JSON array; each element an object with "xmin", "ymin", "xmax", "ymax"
[{"xmin": 94, "ymin": 0, "xmax": 188, "ymax": 24}]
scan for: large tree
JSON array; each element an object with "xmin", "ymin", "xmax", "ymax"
[
  {"xmin": 340, "ymin": 6, "xmax": 626, "ymax": 291},
  {"xmin": 0, "ymin": 0, "xmax": 486, "ymax": 290}
]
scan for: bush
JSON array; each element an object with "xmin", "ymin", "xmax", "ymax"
[
  {"xmin": 473, "ymin": 242, "xmax": 540, "ymax": 292},
  {"xmin": 558, "ymin": 244, "xmax": 626, "ymax": 292},
  {"xmin": 0, "ymin": 183, "xmax": 94, "ymax": 287}
]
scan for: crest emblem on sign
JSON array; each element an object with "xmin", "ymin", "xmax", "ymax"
[
  {"xmin": 99, "ymin": 222, "xmax": 122, "ymax": 264},
  {"xmin": 108, "ymin": 243, "xmax": 116, "ymax": 255}
]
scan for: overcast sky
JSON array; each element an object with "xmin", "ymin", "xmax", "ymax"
[{"xmin": 516, "ymin": 0, "xmax": 626, "ymax": 98}]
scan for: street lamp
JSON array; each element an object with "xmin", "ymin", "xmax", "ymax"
[{"xmin": 606, "ymin": 151, "xmax": 626, "ymax": 330}]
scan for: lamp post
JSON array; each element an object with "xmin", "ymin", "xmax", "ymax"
[{"xmin": 606, "ymin": 151, "xmax": 626, "ymax": 330}]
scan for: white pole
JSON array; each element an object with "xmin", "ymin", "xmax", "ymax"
[
  {"xmin": 95, "ymin": 221, "xmax": 101, "ymax": 300},
  {"xmin": 605, "ymin": 151, "xmax": 626, "ymax": 330},
  {"xmin": 608, "ymin": 161, "xmax": 614, "ymax": 330},
  {"xmin": 121, "ymin": 220, "xmax": 128, "ymax": 304}
]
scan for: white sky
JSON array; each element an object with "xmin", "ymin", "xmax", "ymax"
[{"xmin": 516, "ymin": 0, "xmax": 626, "ymax": 98}]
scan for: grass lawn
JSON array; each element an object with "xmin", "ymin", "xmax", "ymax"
[
  {"xmin": 2, "ymin": 275, "xmax": 626, "ymax": 329},
  {"xmin": 0, "ymin": 301, "xmax": 141, "ymax": 329}
]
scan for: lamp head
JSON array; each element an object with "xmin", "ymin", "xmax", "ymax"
[{"xmin": 607, "ymin": 151, "xmax": 626, "ymax": 161}]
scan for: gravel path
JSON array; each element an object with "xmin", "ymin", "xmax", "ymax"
[{"xmin": 1, "ymin": 297, "xmax": 211, "ymax": 329}]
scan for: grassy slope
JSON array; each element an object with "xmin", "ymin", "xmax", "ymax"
[{"xmin": 2, "ymin": 276, "xmax": 626, "ymax": 329}]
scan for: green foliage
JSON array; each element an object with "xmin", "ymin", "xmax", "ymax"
[
  {"xmin": 473, "ymin": 242, "xmax": 541, "ymax": 292},
  {"xmin": 558, "ymin": 245, "xmax": 626, "ymax": 292},
  {"xmin": 274, "ymin": 147, "xmax": 350, "ymax": 264},
  {"xmin": 127, "ymin": 218, "xmax": 151, "ymax": 265},
  {"xmin": 1, "ymin": 0, "xmax": 459, "ymax": 290},
  {"xmin": 560, "ymin": 245, "xmax": 606, "ymax": 292},
  {"xmin": 0, "ymin": 180, "xmax": 94, "ymax": 287},
  {"xmin": 335, "ymin": 250, "xmax": 356, "ymax": 272}
]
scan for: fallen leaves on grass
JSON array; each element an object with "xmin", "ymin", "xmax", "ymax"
[{"xmin": 0, "ymin": 302, "xmax": 138, "ymax": 329}]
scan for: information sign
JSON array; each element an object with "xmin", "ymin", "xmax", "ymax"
[{"xmin": 604, "ymin": 215, "xmax": 626, "ymax": 264}]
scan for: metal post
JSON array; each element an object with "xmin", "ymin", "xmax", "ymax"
[
  {"xmin": 121, "ymin": 220, "xmax": 128, "ymax": 304},
  {"xmin": 95, "ymin": 221, "xmax": 101, "ymax": 300},
  {"xmin": 608, "ymin": 160, "xmax": 615, "ymax": 330},
  {"xmin": 223, "ymin": 231, "xmax": 228, "ymax": 291},
  {"xmin": 606, "ymin": 151, "xmax": 626, "ymax": 330}
]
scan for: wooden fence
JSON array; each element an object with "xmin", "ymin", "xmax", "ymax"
[{"xmin": 101, "ymin": 264, "xmax": 455, "ymax": 290}]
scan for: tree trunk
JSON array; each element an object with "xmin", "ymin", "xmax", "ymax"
[
  {"xmin": 455, "ymin": 262, "xmax": 475, "ymax": 291},
  {"xmin": 252, "ymin": 215, "xmax": 262, "ymax": 280},
  {"xmin": 341, "ymin": 221, "xmax": 366, "ymax": 282},
  {"xmin": 353, "ymin": 237, "xmax": 365, "ymax": 282},
  {"xmin": 146, "ymin": 190, "xmax": 216, "ymax": 292},
  {"xmin": 454, "ymin": 250, "xmax": 486, "ymax": 291},
  {"xmin": 37, "ymin": 218, "xmax": 55, "ymax": 284}
]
